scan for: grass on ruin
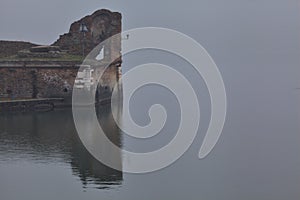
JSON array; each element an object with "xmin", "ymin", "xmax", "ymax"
[{"xmin": 0, "ymin": 54, "xmax": 84, "ymax": 62}]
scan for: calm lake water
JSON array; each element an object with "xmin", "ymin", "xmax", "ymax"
[
  {"xmin": 0, "ymin": 67, "xmax": 300, "ymax": 200},
  {"xmin": 0, "ymin": 40, "xmax": 300, "ymax": 199}
]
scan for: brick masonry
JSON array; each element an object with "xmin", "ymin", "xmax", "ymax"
[
  {"xmin": 0, "ymin": 9, "xmax": 122, "ymax": 109},
  {"xmin": 0, "ymin": 61, "xmax": 119, "ymax": 104}
]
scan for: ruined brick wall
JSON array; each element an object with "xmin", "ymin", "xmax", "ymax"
[
  {"xmin": 0, "ymin": 9, "xmax": 122, "ymax": 105},
  {"xmin": 96, "ymin": 63, "xmax": 119, "ymax": 100},
  {"xmin": 0, "ymin": 64, "xmax": 78, "ymax": 101},
  {"xmin": 0, "ymin": 62, "xmax": 119, "ymax": 104},
  {"xmin": 52, "ymin": 9, "xmax": 121, "ymax": 58}
]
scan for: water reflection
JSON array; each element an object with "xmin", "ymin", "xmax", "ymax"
[
  {"xmin": 71, "ymin": 105, "xmax": 123, "ymax": 189},
  {"xmin": 0, "ymin": 105, "xmax": 123, "ymax": 190}
]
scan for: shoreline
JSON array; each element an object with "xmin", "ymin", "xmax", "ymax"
[{"xmin": 0, "ymin": 97, "xmax": 112, "ymax": 112}]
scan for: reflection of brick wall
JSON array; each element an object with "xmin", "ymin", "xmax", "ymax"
[{"xmin": 52, "ymin": 9, "xmax": 121, "ymax": 58}]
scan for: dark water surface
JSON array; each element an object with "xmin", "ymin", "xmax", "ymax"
[
  {"xmin": 0, "ymin": 84, "xmax": 300, "ymax": 200},
  {"xmin": 0, "ymin": 107, "xmax": 123, "ymax": 199}
]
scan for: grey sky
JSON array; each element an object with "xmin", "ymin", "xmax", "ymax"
[
  {"xmin": 1, "ymin": 0, "xmax": 300, "ymax": 83},
  {"xmin": 1, "ymin": 0, "xmax": 299, "ymax": 47}
]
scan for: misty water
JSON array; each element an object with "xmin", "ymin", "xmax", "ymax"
[{"xmin": 0, "ymin": 48, "xmax": 300, "ymax": 200}]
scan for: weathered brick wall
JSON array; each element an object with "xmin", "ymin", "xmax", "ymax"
[
  {"xmin": 96, "ymin": 64, "xmax": 119, "ymax": 100},
  {"xmin": 0, "ymin": 65, "xmax": 77, "ymax": 100},
  {"xmin": 0, "ymin": 62, "xmax": 119, "ymax": 104}
]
